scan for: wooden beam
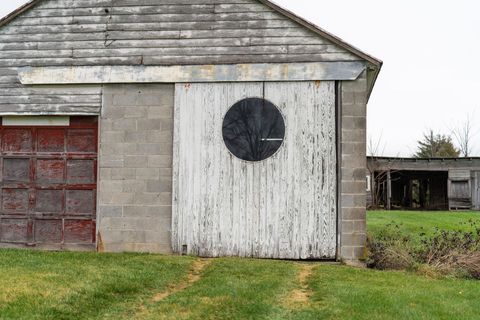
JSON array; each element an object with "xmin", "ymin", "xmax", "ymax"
[{"xmin": 18, "ymin": 62, "xmax": 366, "ymax": 85}]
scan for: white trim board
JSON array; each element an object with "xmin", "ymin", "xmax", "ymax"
[
  {"xmin": 2, "ymin": 116, "xmax": 70, "ymax": 126},
  {"xmin": 18, "ymin": 62, "xmax": 366, "ymax": 85}
]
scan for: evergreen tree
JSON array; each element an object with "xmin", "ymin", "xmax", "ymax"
[{"xmin": 414, "ymin": 130, "xmax": 460, "ymax": 158}]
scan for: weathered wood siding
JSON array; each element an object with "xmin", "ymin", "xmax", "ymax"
[
  {"xmin": 173, "ymin": 81, "xmax": 337, "ymax": 259},
  {"xmin": 0, "ymin": 0, "xmax": 360, "ymax": 115},
  {"xmin": 474, "ymin": 171, "xmax": 480, "ymax": 210}
]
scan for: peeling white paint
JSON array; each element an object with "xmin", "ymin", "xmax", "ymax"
[{"xmin": 18, "ymin": 62, "xmax": 365, "ymax": 85}]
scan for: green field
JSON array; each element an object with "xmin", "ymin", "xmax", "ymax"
[
  {"xmin": 0, "ymin": 211, "xmax": 479, "ymax": 319},
  {"xmin": 368, "ymin": 210, "xmax": 480, "ymax": 238}
]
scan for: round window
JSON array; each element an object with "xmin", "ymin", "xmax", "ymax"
[{"xmin": 222, "ymin": 98, "xmax": 285, "ymax": 162}]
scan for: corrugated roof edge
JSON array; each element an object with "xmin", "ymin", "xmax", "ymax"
[{"xmin": 0, "ymin": 0, "xmax": 383, "ymax": 100}]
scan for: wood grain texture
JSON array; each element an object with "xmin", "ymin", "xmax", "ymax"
[
  {"xmin": 0, "ymin": 0, "xmax": 359, "ymax": 115},
  {"xmin": 19, "ymin": 62, "xmax": 366, "ymax": 85},
  {"xmin": 172, "ymin": 81, "xmax": 337, "ymax": 259}
]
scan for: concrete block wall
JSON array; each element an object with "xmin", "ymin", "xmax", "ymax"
[
  {"xmin": 339, "ymin": 72, "xmax": 368, "ymax": 263},
  {"xmin": 97, "ymin": 84, "xmax": 174, "ymax": 253}
]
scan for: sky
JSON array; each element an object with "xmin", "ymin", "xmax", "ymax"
[{"xmin": 1, "ymin": 0, "xmax": 479, "ymax": 157}]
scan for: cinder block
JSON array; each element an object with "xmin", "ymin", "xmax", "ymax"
[
  {"xmin": 341, "ymin": 207, "xmax": 366, "ymax": 220},
  {"xmin": 122, "ymin": 205, "xmax": 171, "ymax": 218},
  {"xmin": 341, "ymin": 194, "xmax": 366, "ymax": 208},
  {"xmin": 136, "ymin": 93, "xmax": 167, "ymax": 106},
  {"xmin": 99, "ymin": 230, "xmax": 147, "ymax": 243},
  {"xmin": 353, "ymin": 220, "xmax": 366, "ymax": 233},
  {"xmin": 342, "ymin": 91, "xmax": 355, "ymax": 104},
  {"xmin": 98, "ymin": 206, "xmax": 123, "ymax": 218},
  {"xmin": 341, "ymin": 181, "xmax": 366, "ymax": 194},
  {"xmin": 113, "ymin": 118, "xmax": 137, "ymax": 131},
  {"xmin": 146, "ymin": 205, "xmax": 172, "ymax": 217},
  {"xmin": 342, "ymin": 103, "xmax": 366, "ymax": 117},
  {"xmin": 101, "ymin": 131, "xmax": 125, "ymax": 144},
  {"xmin": 352, "ymin": 246, "xmax": 367, "ymax": 260},
  {"xmin": 99, "ymin": 192, "xmax": 134, "ymax": 206},
  {"xmin": 111, "ymin": 168, "xmax": 136, "ymax": 180},
  {"xmin": 147, "ymin": 155, "xmax": 172, "ymax": 168},
  {"xmin": 113, "ymin": 94, "xmax": 138, "ymax": 107},
  {"xmin": 99, "ymin": 154, "xmax": 124, "ymax": 168},
  {"xmin": 146, "ymin": 179, "xmax": 172, "ymax": 193},
  {"xmin": 159, "ymin": 118, "xmax": 174, "ymax": 132},
  {"xmin": 122, "ymin": 180, "xmax": 147, "ymax": 193},
  {"xmin": 134, "ymin": 192, "xmax": 162, "ymax": 206},
  {"xmin": 137, "ymin": 119, "xmax": 161, "ymax": 130},
  {"xmin": 342, "ymin": 154, "xmax": 366, "ymax": 168},
  {"xmin": 341, "ymin": 141, "xmax": 366, "ymax": 156},
  {"xmin": 147, "ymin": 106, "xmax": 174, "ymax": 119},
  {"xmin": 99, "ymin": 181, "xmax": 123, "ymax": 193},
  {"xmin": 341, "ymin": 233, "xmax": 366, "ymax": 247},
  {"xmin": 342, "ymin": 116, "xmax": 366, "ymax": 130},
  {"xmin": 340, "ymin": 246, "xmax": 354, "ymax": 260},
  {"xmin": 341, "ymin": 129, "xmax": 366, "ymax": 143},
  {"xmin": 123, "ymin": 106, "xmax": 147, "ymax": 119},
  {"xmin": 136, "ymin": 168, "xmax": 160, "ymax": 179},
  {"xmin": 146, "ymin": 130, "xmax": 173, "ymax": 143},
  {"xmin": 341, "ymin": 220, "xmax": 355, "ymax": 234},
  {"xmin": 124, "ymin": 155, "xmax": 148, "ymax": 168},
  {"xmin": 102, "ymin": 105, "xmax": 125, "ymax": 120},
  {"xmin": 124, "ymin": 131, "xmax": 147, "ymax": 143},
  {"xmin": 159, "ymin": 168, "xmax": 173, "ymax": 177}
]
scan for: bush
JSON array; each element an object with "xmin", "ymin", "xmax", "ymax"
[{"xmin": 367, "ymin": 221, "xmax": 480, "ymax": 279}]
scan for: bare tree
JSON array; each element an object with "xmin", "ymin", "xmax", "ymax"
[
  {"xmin": 366, "ymin": 132, "xmax": 388, "ymax": 208},
  {"xmin": 368, "ymin": 132, "xmax": 386, "ymax": 157},
  {"xmin": 451, "ymin": 113, "xmax": 477, "ymax": 157}
]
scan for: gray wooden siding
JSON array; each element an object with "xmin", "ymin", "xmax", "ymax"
[
  {"xmin": 173, "ymin": 81, "xmax": 337, "ymax": 259},
  {"xmin": 0, "ymin": 0, "xmax": 359, "ymax": 115}
]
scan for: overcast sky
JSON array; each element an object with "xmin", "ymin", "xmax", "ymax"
[{"xmin": 1, "ymin": 0, "xmax": 479, "ymax": 156}]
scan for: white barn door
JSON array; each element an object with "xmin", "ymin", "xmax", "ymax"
[{"xmin": 172, "ymin": 82, "xmax": 337, "ymax": 259}]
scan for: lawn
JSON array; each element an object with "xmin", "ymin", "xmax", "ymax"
[
  {"xmin": 1, "ymin": 210, "xmax": 479, "ymax": 319},
  {"xmin": 367, "ymin": 210, "xmax": 480, "ymax": 238}
]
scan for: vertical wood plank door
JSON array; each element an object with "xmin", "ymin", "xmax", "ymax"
[
  {"xmin": 0, "ymin": 117, "xmax": 97, "ymax": 250},
  {"xmin": 173, "ymin": 82, "xmax": 337, "ymax": 259}
]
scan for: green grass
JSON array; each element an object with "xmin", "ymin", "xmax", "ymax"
[
  {"xmin": 0, "ymin": 250, "xmax": 193, "ymax": 320},
  {"xmin": 367, "ymin": 210, "xmax": 480, "ymax": 238},
  {"xmin": 1, "ymin": 211, "xmax": 479, "ymax": 319},
  {"xmin": 0, "ymin": 249, "xmax": 479, "ymax": 319}
]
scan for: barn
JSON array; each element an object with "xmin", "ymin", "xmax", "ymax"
[
  {"xmin": 0, "ymin": 0, "xmax": 381, "ymax": 263},
  {"xmin": 367, "ymin": 157, "xmax": 480, "ymax": 211}
]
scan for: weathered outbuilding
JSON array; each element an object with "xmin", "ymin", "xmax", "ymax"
[
  {"xmin": 367, "ymin": 157, "xmax": 480, "ymax": 211},
  {"xmin": 0, "ymin": 0, "xmax": 381, "ymax": 263}
]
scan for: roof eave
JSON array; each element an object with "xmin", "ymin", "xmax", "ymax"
[{"xmin": 0, "ymin": 0, "xmax": 41, "ymax": 28}]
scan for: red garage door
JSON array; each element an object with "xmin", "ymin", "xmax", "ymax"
[{"xmin": 0, "ymin": 117, "xmax": 97, "ymax": 249}]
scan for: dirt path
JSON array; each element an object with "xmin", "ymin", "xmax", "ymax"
[
  {"xmin": 152, "ymin": 258, "xmax": 211, "ymax": 302},
  {"xmin": 284, "ymin": 263, "xmax": 316, "ymax": 308}
]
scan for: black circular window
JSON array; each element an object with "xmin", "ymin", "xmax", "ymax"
[{"xmin": 222, "ymin": 98, "xmax": 285, "ymax": 162}]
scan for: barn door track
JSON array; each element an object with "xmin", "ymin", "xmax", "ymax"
[
  {"xmin": 283, "ymin": 263, "xmax": 316, "ymax": 308},
  {"xmin": 152, "ymin": 258, "xmax": 211, "ymax": 302}
]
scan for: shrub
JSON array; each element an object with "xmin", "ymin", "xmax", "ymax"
[{"xmin": 367, "ymin": 221, "xmax": 480, "ymax": 279}]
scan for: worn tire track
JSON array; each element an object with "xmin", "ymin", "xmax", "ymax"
[{"xmin": 152, "ymin": 258, "xmax": 211, "ymax": 302}]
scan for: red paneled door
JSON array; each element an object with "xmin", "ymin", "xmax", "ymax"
[{"xmin": 0, "ymin": 117, "xmax": 97, "ymax": 249}]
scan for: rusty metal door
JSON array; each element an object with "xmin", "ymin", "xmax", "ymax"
[{"xmin": 0, "ymin": 117, "xmax": 97, "ymax": 249}]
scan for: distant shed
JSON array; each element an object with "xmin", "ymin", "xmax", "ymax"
[
  {"xmin": 0, "ymin": 0, "xmax": 381, "ymax": 263},
  {"xmin": 368, "ymin": 157, "xmax": 480, "ymax": 211}
]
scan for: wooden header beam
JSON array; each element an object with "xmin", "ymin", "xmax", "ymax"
[{"xmin": 18, "ymin": 62, "xmax": 366, "ymax": 85}]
